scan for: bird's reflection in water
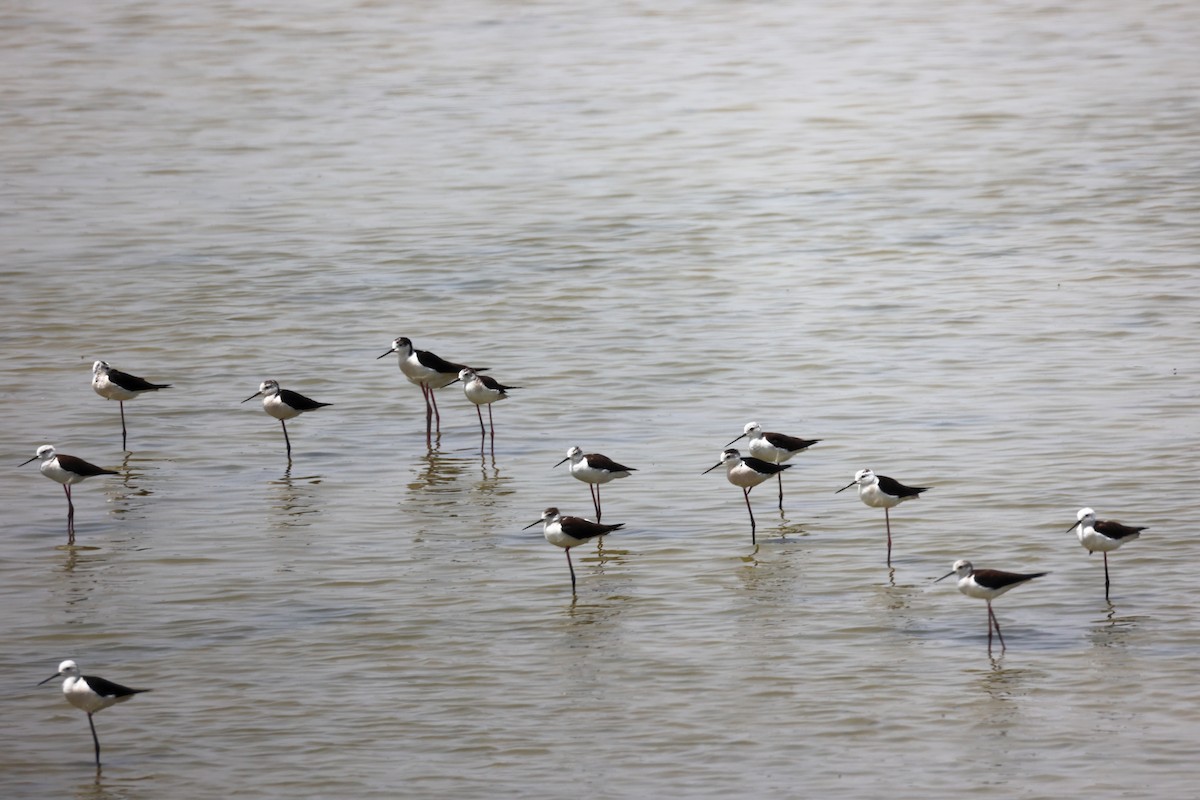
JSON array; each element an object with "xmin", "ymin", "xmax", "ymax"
[
  {"xmin": 971, "ymin": 657, "xmax": 1035, "ymax": 738},
  {"xmin": 107, "ymin": 451, "xmax": 154, "ymax": 522},
  {"xmin": 407, "ymin": 447, "xmax": 470, "ymax": 493},
  {"xmin": 1089, "ymin": 602, "xmax": 1140, "ymax": 648},
  {"xmin": 471, "ymin": 452, "xmax": 514, "ymax": 505},
  {"xmin": 772, "ymin": 517, "xmax": 810, "ymax": 542},
  {"xmin": 583, "ymin": 535, "xmax": 629, "ymax": 577},
  {"xmin": 269, "ymin": 466, "xmax": 322, "ymax": 529},
  {"xmin": 54, "ymin": 542, "xmax": 107, "ymax": 620}
]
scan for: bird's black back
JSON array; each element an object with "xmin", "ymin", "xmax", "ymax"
[
  {"xmin": 763, "ymin": 432, "xmax": 821, "ymax": 453},
  {"xmin": 416, "ymin": 349, "xmax": 482, "ymax": 376},
  {"xmin": 741, "ymin": 456, "xmax": 792, "ymax": 475},
  {"xmin": 84, "ymin": 674, "xmax": 149, "ymax": 699},
  {"xmin": 877, "ymin": 474, "xmax": 927, "ymax": 498},
  {"xmin": 56, "ymin": 454, "xmax": 119, "ymax": 477},
  {"xmin": 560, "ymin": 516, "xmax": 625, "ymax": 540},
  {"xmin": 587, "ymin": 453, "xmax": 636, "ymax": 473},
  {"xmin": 279, "ymin": 389, "xmax": 332, "ymax": 411},
  {"xmin": 109, "ymin": 368, "xmax": 172, "ymax": 392},
  {"xmin": 971, "ymin": 569, "xmax": 1046, "ymax": 591},
  {"xmin": 1095, "ymin": 520, "xmax": 1146, "ymax": 540},
  {"xmin": 478, "ymin": 374, "xmax": 519, "ymax": 392}
]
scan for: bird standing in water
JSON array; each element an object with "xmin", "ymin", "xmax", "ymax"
[
  {"xmin": 39, "ymin": 659, "xmax": 150, "ymax": 767},
  {"xmin": 242, "ymin": 379, "xmax": 332, "ymax": 461},
  {"xmin": 20, "ymin": 444, "xmax": 118, "ymax": 544},
  {"xmin": 91, "ymin": 360, "xmax": 172, "ymax": 450},
  {"xmin": 1066, "ymin": 507, "xmax": 1145, "ymax": 601},
  {"xmin": 836, "ymin": 468, "xmax": 929, "ymax": 565}
]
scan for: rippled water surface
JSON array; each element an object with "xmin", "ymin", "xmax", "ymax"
[{"xmin": 2, "ymin": 1, "xmax": 1199, "ymax": 797}]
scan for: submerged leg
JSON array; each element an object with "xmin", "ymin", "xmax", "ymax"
[
  {"xmin": 743, "ymin": 487, "xmax": 756, "ymax": 545},
  {"xmin": 281, "ymin": 419, "xmax": 292, "ymax": 461},
  {"xmin": 566, "ymin": 548, "xmax": 577, "ymax": 594},
  {"xmin": 884, "ymin": 508, "xmax": 893, "ymax": 566},
  {"xmin": 487, "ymin": 404, "xmax": 495, "ymax": 454},
  {"xmin": 989, "ymin": 603, "xmax": 1006, "ymax": 650},
  {"xmin": 428, "ymin": 384, "xmax": 442, "ymax": 430},
  {"xmin": 63, "ymin": 484, "xmax": 75, "ymax": 543},
  {"xmin": 419, "ymin": 384, "xmax": 433, "ymax": 444},
  {"xmin": 119, "ymin": 401, "xmax": 128, "ymax": 451},
  {"xmin": 88, "ymin": 712, "xmax": 101, "ymax": 766}
]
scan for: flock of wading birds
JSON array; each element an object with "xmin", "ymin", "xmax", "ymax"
[{"xmin": 23, "ymin": 337, "xmax": 1149, "ymax": 767}]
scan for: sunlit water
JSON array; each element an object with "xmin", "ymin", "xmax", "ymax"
[{"xmin": 2, "ymin": 1, "xmax": 1199, "ymax": 797}]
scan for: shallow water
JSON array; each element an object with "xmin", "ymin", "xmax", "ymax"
[{"xmin": 2, "ymin": 1, "xmax": 1199, "ymax": 797}]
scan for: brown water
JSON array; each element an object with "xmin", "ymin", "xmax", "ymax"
[{"xmin": 2, "ymin": 1, "xmax": 1199, "ymax": 797}]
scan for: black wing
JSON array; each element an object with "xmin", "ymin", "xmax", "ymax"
[
  {"xmin": 479, "ymin": 374, "xmax": 519, "ymax": 392},
  {"xmin": 587, "ymin": 453, "xmax": 636, "ymax": 473},
  {"xmin": 876, "ymin": 474, "xmax": 927, "ymax": 498},
  {"xmin": 971, "ymin": 569, "xmax": 1046, "ymax": 591},
  {"xmin": 55, "ymin": 454, "xmax": 119, "ymax": 477},
  {"xmin": 559, "ymin": 516, "xmax": 625, "ymax": 540},
  {"xmin": 1095, "ymin": 520, "xmax": 1146, "ymax": 540},
  {"xmin": 84, "ymin": 674, "xmax": 148, "ymax": 699},
  {"xmin": 741, "ymin": 456, "xmax": 792, "ymax": 475},
  {"xmin": 416, "ymin": 349, "xmax": 484, "ymax": 376},
  {"xmin": 763, "ymin": 432, "xmax": 821, "ymax": 452},
  {"xmin": 109, "ymin": 368, "xmax": 171, "ymax": 392},
  {"xmin": 279, "ymin": 389, "xmax": 332, "ymax": 411}
]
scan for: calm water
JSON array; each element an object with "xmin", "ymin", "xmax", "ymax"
[{"xmin": 2, "ymin": 1, "xmax": 1199, "ymax": 797}]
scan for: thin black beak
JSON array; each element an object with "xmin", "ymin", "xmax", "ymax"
[
  {"xmin": 375, "ymin": 349, "xmax": 395, "ymax": 360},
  {"xmin": 834, "ymin": 480, "xmax": 857, "ymax": 494},
  {"xmin": 241, "ymin": 391, "xmax": 263, "ymax": 404},
  {"xmin": 552, "ymin": 457, "xmax": 569, "ymax": 469},
  {"xmin": 702, "ymin": 462, "xmax": 722, "ymax": 475},
  {"xmin": 522, "ymin": 520, "xmax": 542, "ymax": 531},
  {"xmin": 934, "ymin": 571, "xmax": 956, "ymax": 583},
  {"xmin": 37, "ymin": 672, "xmax": 62, "ymax": 686},
  {"xmin": 723, "ymin": 433, "xmax": 747, "ymax": 447},
  {"xmin": 1065, "ymin": 521, "xmax": 1082, "ymax": 533},
  {"xmin": 19, "ymin": 455, "xmax": 39, "ymax": 467}
]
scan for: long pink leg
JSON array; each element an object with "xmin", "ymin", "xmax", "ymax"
[
  {"xmin": 63, "ymin": 484, "xmax": 75, "ymax": 543},
  {"xmin": 419, "ymin": 384, "xmax": 436, "ymax": 445},
  {"xmin": 429, "ymin": 387, "xmax": 442, "ymax": 429},
  {"xmin": 989, "ymin": 603, "xmax": 1006, "ymax": 650}
]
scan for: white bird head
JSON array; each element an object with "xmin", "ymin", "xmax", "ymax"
[
  {"xmin": 377, "ymin": 337, "xmax": 413, "ymax": 359},
  {"xmin": 554, "ymin": 447, "xmax": 584, "ymax": 468},
  {"xmin": 1066, "ymin": 507, "xmax": 1097, "ymax": 532},
  {"xmin": 38, "ymin": 659, "xmax": 80, "ymax": 685},
  {"xmin": 835, "ymin": 468, "xmax": 876, "ymax": 494},
  {"xmin": 241, "ymin": 380, "xmax": 280, "ymax": 403},
  {"xmin": 522, "ymin": 507, "xmax": 561, "ymax": 530},
  {"xmin": 20, "ymin": 444, "xmax": 56, "ymax": 467},
  {"xmin": 724, "ymin": 422, "xmax": 760, "ymax": 447},
  {"xmin": 935, "ymin": 559, "xmax": 974, "ymax": 583},
  {"xmin": 703, "ymin": 449, "xmax": 741, "ymax": 474}
]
